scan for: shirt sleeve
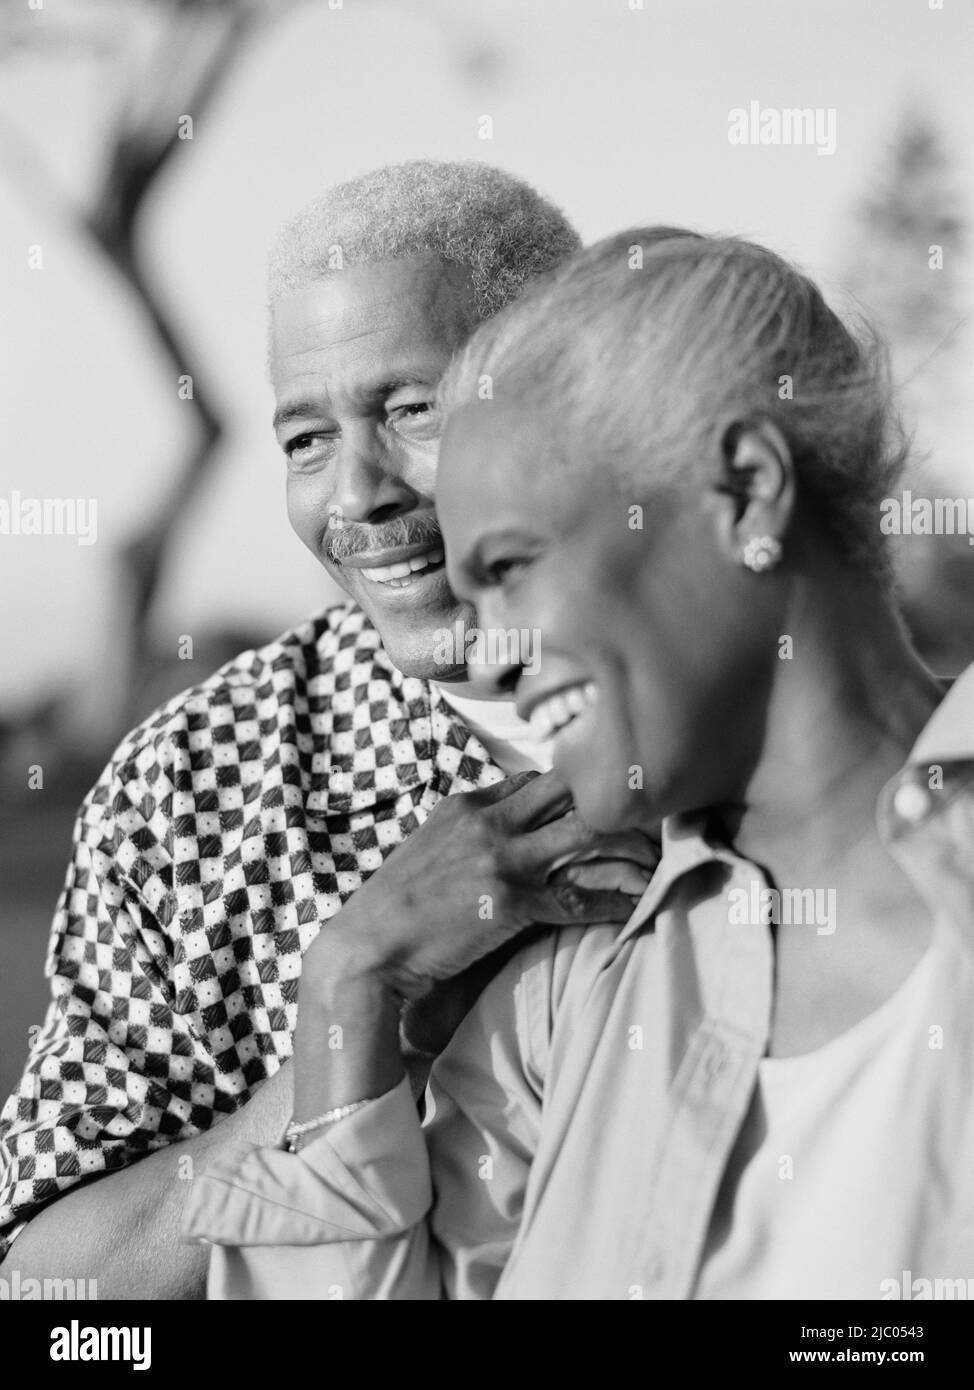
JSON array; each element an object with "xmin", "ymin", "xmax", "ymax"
[
  {"xmin": 0, "ymin": 752, "xmax": 229, "ymax": 1256},
  {"xmin": 182, "ymin": 947, "xmax": 546, "ymax": 1300}
]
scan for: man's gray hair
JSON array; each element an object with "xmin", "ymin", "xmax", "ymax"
[
  {"xmin": 268, "ymin": 160, "xmax": 581, "ymax": 319},
  {"xmin": 440, "ymin": 228, "xmax": 908, "ymax": 583}
]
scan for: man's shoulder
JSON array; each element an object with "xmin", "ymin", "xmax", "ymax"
[{"xmin": 95, "ymin": 603, "xmax": 395, "ymax": 791}]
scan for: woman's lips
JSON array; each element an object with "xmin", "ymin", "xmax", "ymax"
[{"xmin": 524, "ymin": 680, "xmax": 598, "ymax": 738}]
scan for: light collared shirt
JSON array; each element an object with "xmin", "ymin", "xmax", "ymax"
[{"xmin": 183, "ymin": 668, "xmax": 974, "ymax": 1299}]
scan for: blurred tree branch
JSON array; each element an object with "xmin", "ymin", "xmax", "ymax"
[
  {"xmin": 83, "ymin": 1, "xmax": 266, "ymax": 670},
  {"xmin": 0, "ymin": 0, "xmax": 502, "ymax": 733},
  {"xmin": 0, "ymin": 0, "xmax": 294, "ymax": 711}
]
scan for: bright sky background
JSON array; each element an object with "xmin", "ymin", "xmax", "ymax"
[{"xmin": 1, "ymin": 0, "xmax": 972, "ymax": 718}]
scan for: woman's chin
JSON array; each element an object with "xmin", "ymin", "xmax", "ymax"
[{"xmin": 560, "ymin": 772, "xmax": 639, "ymax": 835}]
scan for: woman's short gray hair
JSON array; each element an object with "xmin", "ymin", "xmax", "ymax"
[
  {"xmin": 268, "ymin": 160, "xmax": 581, "ymax": 320},
  {"xmin": 440, "ymin": 228, "xmax": 908, "ymax": 583}
]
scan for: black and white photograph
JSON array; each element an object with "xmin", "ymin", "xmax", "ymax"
[{"xmin": 1, "ymin": 0, "xmax": 972, "ymax": 1346}]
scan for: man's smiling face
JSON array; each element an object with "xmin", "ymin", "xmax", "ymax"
[{"xmin": 271, "ymin": 255, "xmax": 480, "ymax": 678}]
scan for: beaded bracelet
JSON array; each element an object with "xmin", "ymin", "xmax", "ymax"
[{"xmin": 283, "ymin": 1098, "xmax": 376, "ymax": 1153}]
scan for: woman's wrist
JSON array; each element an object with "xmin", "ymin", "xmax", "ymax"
[{"xmin": 293, "ymin": 935, "xmax": 405, "ymax": 1122}]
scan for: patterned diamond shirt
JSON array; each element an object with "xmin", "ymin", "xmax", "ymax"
[{"xmin": 0, "ymin": 604, "xmax": 505, "ymax": 1255}]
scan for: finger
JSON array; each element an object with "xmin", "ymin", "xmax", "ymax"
[
  {"xmin": 464, "ymin": 769, "xmax": 541, "ymax": 809},
  {"xmin": 543, "ymin": 881, "xmax": 643, "ymax": 926},
  {"xmin": 584, "ymin": 830, "xmax": 661, "ymax": 869},
  {"xmin": 494, "ymin": 768, "xmax": 576, "ymax": 830},
  {"xmin": 553, "ymin": 858, "xmax": 655, "ymax": 896},
  {"xmin": 550, "ymin": 829, "xmax": 660, "ymax": 871},
  {"xmin": 515, "ymin": 808, "xmax": 602, "ymax": 871}
]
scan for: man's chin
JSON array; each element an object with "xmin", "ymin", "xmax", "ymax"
[
  {"xmin": 351, "ymin": 588, "xmax": 475, "ymax": 680},
  {"xmin": 391, "ymin": 653, "xmax": 467, "ymax": 681},
  {"xmin": 376, "ymin": 631, "xmax": 467, "ymax": 682}
]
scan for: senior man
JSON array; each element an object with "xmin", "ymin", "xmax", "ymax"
[{"xmin": 0, "ymin": 162, "xmax": 654, "ymax": 1299}]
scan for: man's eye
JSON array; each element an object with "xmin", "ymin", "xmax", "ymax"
[
  {"xmin": 285, "ymin": 434, "xmax": 335, "ymax": 467},
  {"xmin": 387, "ymin": 402, "xmax": 439, "ymax": 440}
]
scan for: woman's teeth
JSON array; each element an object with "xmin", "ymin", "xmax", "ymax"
[
  {"xmin": 360, "ymin": 547, "xmax": 445, "ymax": 586},
  {"xmin": 528, "ymin": 681, "xmax": 597, "ymax": 739}
]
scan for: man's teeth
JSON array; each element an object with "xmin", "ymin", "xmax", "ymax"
[
  {"xmin": 360, "ymin": 547, "xmax": 445, "ymax": 584},
  {"xmin": 528, "ymin": 682, "xmax": 597, "ymax": 739}
]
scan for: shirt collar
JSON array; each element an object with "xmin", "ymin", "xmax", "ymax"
[
  {"xmin": 908, "ymin": 664, "xmax": 974, "ymax": 766},
  {"xmin": 620, "ymin": 812, "xmax": 746, "ymax": 946}
]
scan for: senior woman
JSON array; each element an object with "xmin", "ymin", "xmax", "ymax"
[{"xmin": 184, "ymin": 231, "xmax": 974, "ymax": 1299}]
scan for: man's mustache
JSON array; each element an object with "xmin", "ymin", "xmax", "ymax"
[{"xmin": 325, "ymin": 514, "xmax": 444, "ymax": 565}]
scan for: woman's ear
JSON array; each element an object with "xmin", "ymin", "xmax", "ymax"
[{"xmin": 712, "ymin": 418, "xmax": 796, "ymax": 568}]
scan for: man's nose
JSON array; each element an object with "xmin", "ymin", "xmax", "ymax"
[{"xmin": 329, "ymin": 428, "xmax": 416, "ymax": 523}]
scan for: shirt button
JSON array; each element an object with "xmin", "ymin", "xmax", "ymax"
[
  {"xmin": 892, "ymin": 781, "xmax": 932, "ymax": 824},
  {"xmin": 703, "ymin": 1042, "xmax": 727, "ymax": 1081}
]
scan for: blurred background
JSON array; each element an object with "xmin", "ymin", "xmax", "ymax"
[{"xmin": 1, "ymin": 0, "xmax": 972, "ymax": 1098}]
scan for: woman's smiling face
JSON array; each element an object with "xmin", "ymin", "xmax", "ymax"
[{"xmin": 437, "ymin": 399, "xmax": 782, "ymax": 833}]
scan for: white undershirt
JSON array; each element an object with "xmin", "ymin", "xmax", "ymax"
[
  {"xmin": 432, "ymin": 685, "xmax": 553, "ymax": 775},
  {"xmin": 694, "ymin": 943, "xmax": 956, "ymax": 1300}
]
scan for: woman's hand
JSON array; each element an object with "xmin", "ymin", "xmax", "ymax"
[
  {"xmin": 304, "ymin": 769, "xmax": 654, "ymax": 1001},
  {"xmin": 290, "ymin": 771, "xmax": 657, "ymax": 1127}
]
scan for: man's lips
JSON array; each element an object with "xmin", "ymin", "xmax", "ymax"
[{"xmin": 337, "ymin": 542, "xmax": 446, "ymax": 588}]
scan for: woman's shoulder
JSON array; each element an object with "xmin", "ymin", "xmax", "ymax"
[{"xmin": 439, "ymin": 923, "xmax": 632, "ymax": 1100}]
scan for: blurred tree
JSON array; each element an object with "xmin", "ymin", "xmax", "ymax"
[
  {"xmin": 841, "ymin": 107, "xmax": 973, "ymax": 675},
  {"xmin": 0, "ymin": 0, "xmax": 505, "ymax": 738},
  {"xmin": 844, "ymin": 109, "xmax": 965, "ymax": 362},
  {"xmin": 0, "ymin": 0, "xmax": 273, "ymax": 721}
]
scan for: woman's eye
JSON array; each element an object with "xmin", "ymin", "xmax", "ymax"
[{"xmin": 488, "ymin": 558, "xmax": 526, "ymax": 585}]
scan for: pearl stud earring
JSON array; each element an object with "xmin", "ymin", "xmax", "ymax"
[{"xmin": 741, "ymin": 535, "xmax": 783, "ymax": 573}]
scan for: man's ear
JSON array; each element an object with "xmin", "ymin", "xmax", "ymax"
[{"xmin": 711, "ymin": 418, "xmax": 796, "ymax": 563}]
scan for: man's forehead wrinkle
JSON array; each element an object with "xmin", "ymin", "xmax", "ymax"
[
  {"xmin": 291, "ymin": 306, "xmax": 403, "ymax": 353},
  {"xmin": 283, "ymin": 306, "xmax": 450, "ymax": 370},
  {"xmin": 289, "ymin": 280, "xmax": 470, "ymax": 348},
  {"xmin": 270, "ymin": 268, "xmax": 475, "ymax": 415}
]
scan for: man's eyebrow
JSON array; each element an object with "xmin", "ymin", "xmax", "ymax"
[
  {"xmin": 377, "ymin": 373, "xmax": 439, "ymax": 394},
  {"xmin": 272, "ymin": 401, "xmax": 324, "ymax": 432},
  {"xmin": 272, "ymin": 374, "xmax": 442, "ymax": 431}
]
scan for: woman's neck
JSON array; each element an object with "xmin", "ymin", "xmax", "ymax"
[{"xmin": 720, "ymin": 570, "xmax": 945, "ymax": 878}]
